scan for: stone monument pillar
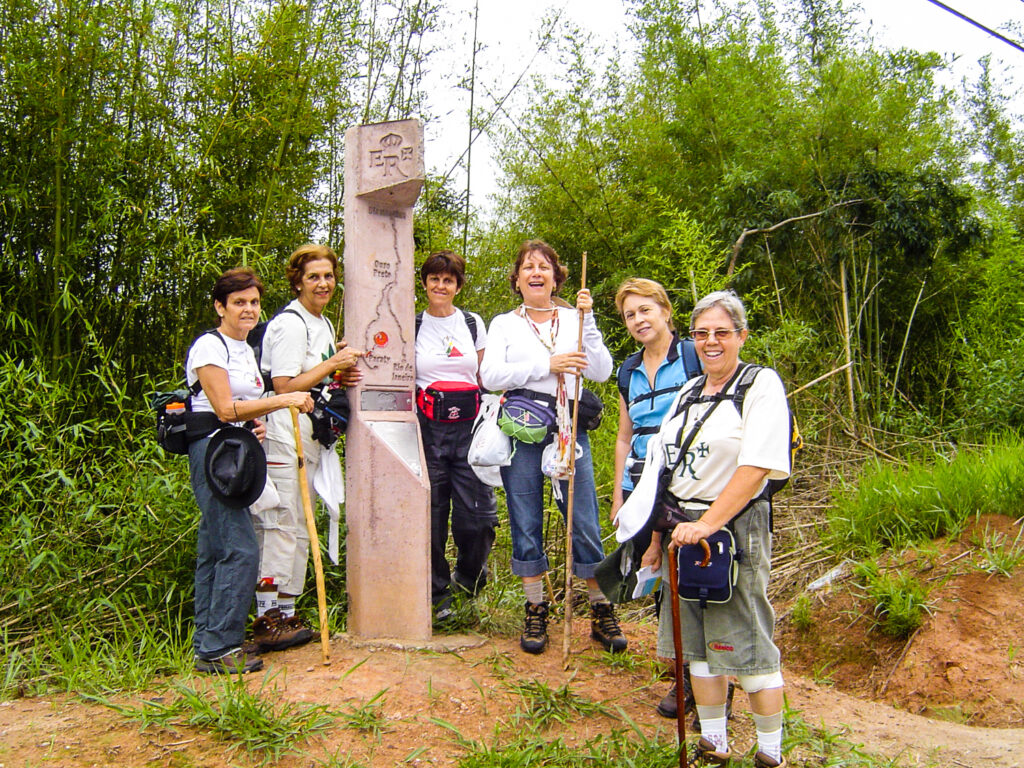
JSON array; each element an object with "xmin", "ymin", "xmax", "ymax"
[{"xmin": 343, "ymin": 119, "xmax": 430, "ymax": 642}]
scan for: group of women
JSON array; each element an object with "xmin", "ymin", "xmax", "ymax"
[{"xmin": 185, "ymin": 239, "xmax": 788, "ymax": 767}]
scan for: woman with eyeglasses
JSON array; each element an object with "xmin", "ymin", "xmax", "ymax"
[{"xmin": 614, "ymin": 290, "xmax": 791, "ymax": 768}]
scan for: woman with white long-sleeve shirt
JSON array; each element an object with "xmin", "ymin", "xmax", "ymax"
[{"xmin": 480, "ymin": 239, "xmax": 626, "ymax": 656}]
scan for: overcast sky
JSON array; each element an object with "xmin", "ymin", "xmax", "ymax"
[{"xmin": 422, "ymin": 0, "xmax": 1024, "ymax": 216}]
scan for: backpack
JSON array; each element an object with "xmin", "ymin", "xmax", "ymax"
[
  {"xmin": 663, "ymin": 363, "xmax": 802, "ymax": 520},
  {"xmin": 248, "ymin": 307, "xmax": 335, "ymax": 387},
  {"xmin": 415, "ymin": 309, "xmax": 478, "ymax": 344},
  {"xmin": 150, "ymin": 332, "xmax": 230, "ymax": 455}
]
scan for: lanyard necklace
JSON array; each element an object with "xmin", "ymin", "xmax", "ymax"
[{"xmin": 522, "ymin": 304, "xmax": 559, "ymax": 352}]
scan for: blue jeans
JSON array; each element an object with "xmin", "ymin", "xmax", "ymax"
[
  {"xmin": 189, "ymin": 436, "xmax": 259, "ymax": 659},
  {"xmin": 500, "ymin": 433, "xmax": 605, "ymax": 580}
]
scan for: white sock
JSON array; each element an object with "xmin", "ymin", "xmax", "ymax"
[
  {"xmin": 756, "ymin": 727, "xmax": 782, "ymax": 762},
  {"xmin": 255, "ymin": 584, "xmax": 278, "ymax": 616},
  {"xmin": 587, "ymin": 585, "xmax": 607, "ymax": 604},
  {"xmin": 524, "ymin": 580, "xmax": 545, "ymax": 605},
  {"xmin": 277, "ymin": 597, "xmax": 296, "ymax": 618},
  {"xmin": 698, "ymin": 715, "xmax": 728, "ymax": 753}
]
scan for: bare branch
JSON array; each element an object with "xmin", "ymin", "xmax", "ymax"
[{"xmin": 727, "ymin": 199, "xmax": 868, "ymax": 276}]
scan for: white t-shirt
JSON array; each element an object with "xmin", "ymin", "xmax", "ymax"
[
  {"xmin": 414, "ymin": 310, "xmax": 486, "ymax": 390},
  {"xmin": 261, "ymin": 299, "xmax": 337, "ymax": 444},
  {"xmin": 660, "ymin": 366, "xmax": 791, "ymax": 503},
  {"xmin": 185, "ymin": 331, "xmax": 264, "ymax": 421}
]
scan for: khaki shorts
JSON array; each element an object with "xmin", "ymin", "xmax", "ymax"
[{"xmin": 656, "ymin": 499, "xmax": 780, "ymax": 676}]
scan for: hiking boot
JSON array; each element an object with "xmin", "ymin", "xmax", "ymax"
[
  {"xmin": 656, "ymin": 665, "xmax": 697, "ymax": 718},
  {"xmin": 194, "ymin": 648, "xmax": 263, "ymax": 675},
  {"xmin": 590, "ymin": 601, "xmax": 627, "ymax": 653},
  {"xmin": 520, "ymin": 601, "xmax": 550, "ymax": 654},
  {"xmin": 687, "ymin": 737, "xmax": 731, "ymax": 767},
  {"xmin": 252, "ymin": 607, "xmax": 313, "ymax": 653},
  {"xmin": 433, "ymin": 594, "xmax": 455, "ymax": 627},
  {"xmin": 753, "ymin": 752, "xmax": 786, "ymax": 768}
]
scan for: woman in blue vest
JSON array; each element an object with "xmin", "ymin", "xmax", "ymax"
[{"xmin": 611, "ymin": 278, "xmax": 705, "ymax": 721}]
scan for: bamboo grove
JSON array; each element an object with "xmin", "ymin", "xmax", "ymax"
[{"xmin": 2, "ymin": 0, "xmax": 1024, "ymax": 680}]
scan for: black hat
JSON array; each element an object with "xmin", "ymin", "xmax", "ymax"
[{"xmin": 204, "ymin": 426, "xmax": 267, "ymax": 508}]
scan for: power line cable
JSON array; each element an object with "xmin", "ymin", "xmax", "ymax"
[{"xmin": 923, "ymin": 0, "xmax": 1024, "ymax": 55}]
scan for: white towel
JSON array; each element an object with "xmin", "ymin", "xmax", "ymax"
[{"xmin": 614, "ymin": 433, "xmax": 665, "ymax": 542}]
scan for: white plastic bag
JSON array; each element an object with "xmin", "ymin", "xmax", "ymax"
[{"xmin": 468, "ymin": 394, "xmax": 511, "ymax": 487}]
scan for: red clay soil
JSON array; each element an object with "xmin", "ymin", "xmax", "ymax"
[{"xmin": 2, "ymin": 514, "xmax": 1022, "ymax": 767}]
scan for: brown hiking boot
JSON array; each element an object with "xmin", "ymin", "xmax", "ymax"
[
  {"xmin": 656, "ymin": 664, "xmax": 697, "ymax": 718},
  {"xmin": 194, "ymin": 647, "xmax": 263, "ymax": 675},
  {"xmin": 590, "ymin": 601, "xmax": 627, "ymax": 652},
  {"xmin": 520, "ymin": 601, "xmax": 549, "ymax": 654},
  {"xmin": 687, "ymin": 737, "xmax": 731, "ymax": 767},
  {"xmin": 252, "ymin": 607, "xmax": 313, "ymax": 652},
  {"xmin": 753, "ymin": 751, "xmax": 786, "ymax": 768}
]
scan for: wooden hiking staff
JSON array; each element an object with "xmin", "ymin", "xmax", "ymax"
[
  {"xmin": 562, "ymin": 252, "xmax": 587, "ymax": 668},
  {"xmin": 666, "ymin": 543, "xmax": 688, "ymax": 767},
  {"xmin": 289, "ymin": 406, "xmax": 331, "ymax": 666}
]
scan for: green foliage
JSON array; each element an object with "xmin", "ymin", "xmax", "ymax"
[
  {"xmin": 826, "ymin": 437, "xmax": 1024, "ymax": 555},
  {"xmin": 449, "ymin": 718, "xmax": 678, "ymax": 768},
  {"xmin": 504, "ymin": 678, "xmax": 612, "ymax": 728},
  {"xmin": 790, "ymin": 594, "xmax": 814, "ymax": 633},
  {"xmin": 0, "ymin": 355, "xmax": 197, "ymax": 689},
  {"xmin": 854, "ymin": 561, "xmax": 931, "ymax": 639},
  {"xmin": 485, "ymin": 0, "xmax": 994, "ymax": 433},
  {"xmin": 339, "ymin": 689, "xmax": 390, "ymax": 739},
  {"xmin": 0, "ymin": 0, "xmax": 437, "ymax": 391},
  {"xmin": 973, "ymin": 526, "xmax": 1024, "ymax": 578},
  {"xmin": 104, "ymin": 673, "xmax": 337, "ymax": 764}
]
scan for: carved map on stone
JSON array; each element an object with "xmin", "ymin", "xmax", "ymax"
[{"xmin": 344, "ymin": 122, "xmax": 423, "ymax": 393}]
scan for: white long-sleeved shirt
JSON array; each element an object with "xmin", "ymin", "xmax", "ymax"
[{"xmin": 479, "ymin": 307, "xmax": 612, "ymax": 396}]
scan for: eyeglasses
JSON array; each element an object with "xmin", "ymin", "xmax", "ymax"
[{"xmin": 690, "ymin": 328, "xmax": 740, "ymax": 342}]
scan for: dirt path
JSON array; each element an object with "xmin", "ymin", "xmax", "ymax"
[
  {"xmin": 784, "ymin": 674, "xmax": 1024, "ymax": 767},
  {"xmin": 1, "ymin": 620, "xmax": 1021, "ymax": 767}
]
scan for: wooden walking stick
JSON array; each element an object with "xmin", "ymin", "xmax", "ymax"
[
  {"xmin": 289, "ymin": 406, "xmax": 331, "ymax": 666},
  {"xmin": 562, "ymin": 252, "xmax": 587, "ymax": 668},
  {"xmin": 667, "ymin": 542, "xmax": 688, "ymax": 767}
]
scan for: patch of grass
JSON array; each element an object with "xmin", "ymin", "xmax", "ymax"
[
  {"xmin": 474, "ymin": 649, "xmax": 516, "ymax": 679},
  {"xmin": 587, "ymin": 647, "xmax": 662, "ymax": 681},
  {"xmin": 447, "ymin": 713, "xmax": 678, "ymax": 767},
  {"xmin": 926, "ymin": 703, "xmax": 973, "ymax": 724},
  {"xmin": 783, "ymin": 710, "xmax": 909, "ymax": 766},
  {"xmin": 791, "ymin": 594, "xmax": 814, "ymax": 632},
  {"xmin": 3, "ymin": 604, "xmax": 193, "ymax": 699},
  {"xmin": 338, "ymin": 688, "xmax": 389, "ymax": 739},
  {"xmin": 811, "ymin": 660, "xmax": 836, "ymax": 687},
  {"xmin": 826, "ymin": 436, "xmax": 1024, "ymax": 556},
  {"xmin": 504, "ymin": 678, "xmax": 613, "ymax": 728},
  {"xmin": 100, "ymin": 672, "xmax": 336, "ymax": 764},
  {"xmin": 973, "ymin": 525, "xmax": 1024, "ymax": 577},
  {"xmin": 854, "ymin": 562, "xmax": 932, "ymax": 639}
]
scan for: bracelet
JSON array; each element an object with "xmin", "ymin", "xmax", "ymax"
[{"xmin": 232, "ymin": 401, "xmax": 238, "ymax": 420}]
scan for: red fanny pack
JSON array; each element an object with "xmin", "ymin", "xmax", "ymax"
[{"xmin": 417, "ymin": 381, "xmax": 481, "ymax": 422}]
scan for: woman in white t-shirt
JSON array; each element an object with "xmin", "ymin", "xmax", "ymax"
[
  {"xmin": 616, "ymin": 290, "xmax": 790, "ymax": 768},
  {"xmin": 256, "ymin": 244, "xmax": 363, "ymax": 647},
  {"xmin": 185, "ymin": 267, "xmax": 313, "ymax": 675},
  {"xmin": 414, "ymin": 250, "xmax": 496, "ymax": 623}
]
